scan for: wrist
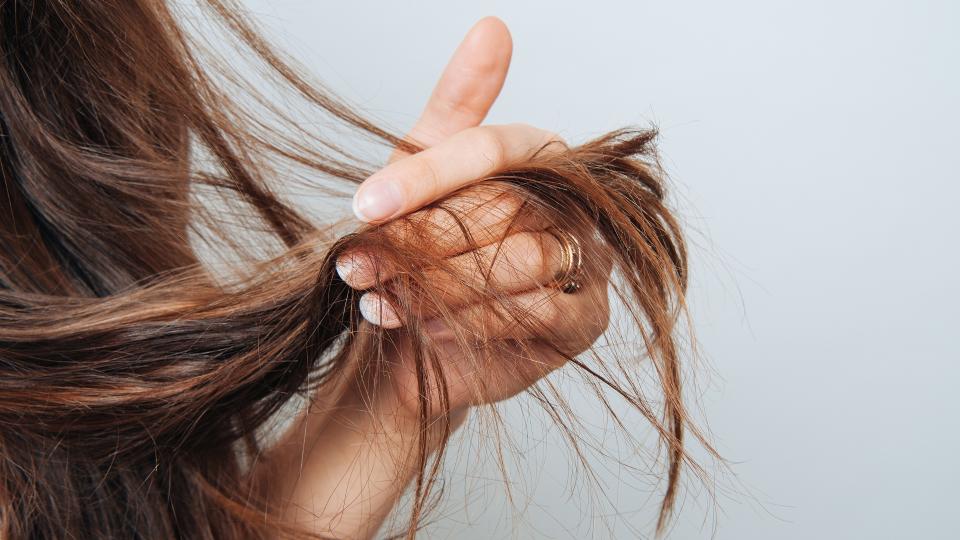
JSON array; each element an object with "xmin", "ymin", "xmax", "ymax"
[
  {"xmin": 325, "ymin": 377, "xmax": 469, "ymax": 459},
  {"xmin": 268, "ymin": 384, "xmax": 467, "ymax": 538}
]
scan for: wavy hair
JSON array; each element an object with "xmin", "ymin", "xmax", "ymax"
[{"xmin": 0, "ymin": 0, "xmax": 713, "ymax": 538}]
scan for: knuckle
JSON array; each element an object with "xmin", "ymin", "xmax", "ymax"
[
  {"xmin": 504, "ymin": 232, "xmax": 549, "ymax": 282},
  {"xmin": 543, "ymin": 131, "xmax": 566, "ymax": 150},
  {"xmin": 437, "ymin": 95, "xmax": 483, "ymax": 124},
  {"xmin": 542, "ymin": 129, "xmax": 564, "ymax": 144},
  {"xmin": 471, "ymin": 126, "xmax": 506, "ymax": 167},
  {"xmin": 494, "ymin": 188, "xmax": 524, "ymax": 214},
  {"xmin": 508, "ymin": 123, "xmax": 566, "ymax": 157},
  {"xmin": 532, "ymin": 231, "xmax": 561, "ymax": 282},
  {"xmin": 463, "ymin": 182, "xmax": 522, "ymax": 222},
  {"xmin": 537, "ymin": 130, "xmax": 567, "ymax": 157},
  {"xmin": 418, "ymin": 206, "xmax": 459, "ymax": 245},
  {"xmin": 471, "ymin": 186, "xmax": 525, "ymax": 236},
  {"xmin": 531, "ymin": 234, "xmax": 556, "ymax": 282}
]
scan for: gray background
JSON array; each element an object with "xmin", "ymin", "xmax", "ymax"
[{"xmin": 239, "ymin": 1, "xmax": 959, "ymax": 538}]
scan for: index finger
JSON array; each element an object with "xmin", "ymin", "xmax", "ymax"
[
  {"xmin": 354, "ymin": 123, "xmax": 563, "ymax": 223},
  {"xmin": 389, "ymin": 17, "xmax": 513, "ymax": 163}
]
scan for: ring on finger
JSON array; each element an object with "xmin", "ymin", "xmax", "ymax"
[{"xmin": 543, "ymin": 226, "xmax": 584, "ymax": 294}]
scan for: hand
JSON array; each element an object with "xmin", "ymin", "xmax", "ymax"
[
  {"xmin": 337, "ymin": 18, "xmax": 614, "ymax": 419},
  {"xmin": 268, "ymin": 19, "xmax": 614, "ymax": 539}
]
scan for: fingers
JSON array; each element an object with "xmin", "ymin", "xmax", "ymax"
[
  {"xmin": 337, "ymin": 183, "xmax": 526, "ymax": 289},
  {"xmin": 355, "ymin": 230, "xmax": 613, "ymax": 348},
  {"xmin": 352, "ymin": 229, "xmax": 568, "ymax": 323},
  {"xmin": 423, "ymin": 280, "xmax": 612, "ymax": 354},
  {"xmin": 404, "ymin": 230, "xmax": 576, "ymax": 309},
  {"xmin": 353, "ymin": 123, "xmax": 565, "ymax": 223},
  {"xmin": 389, "ymin": 17, "xmax": 512, "ymax": 162},
  {"xmin": 359, "ymin": 282, "xmax": 610, "ymax": 354}
]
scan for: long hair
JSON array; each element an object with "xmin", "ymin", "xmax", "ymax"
[{"xmin": 0, "ymin": 0, "xmax": 712, "ymax": 537}]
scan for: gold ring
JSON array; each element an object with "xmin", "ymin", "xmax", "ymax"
[{"xmin": 543, "ymin": 227, "xmax": 584, "ymax": 294}]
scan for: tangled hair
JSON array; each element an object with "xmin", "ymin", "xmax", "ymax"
[{"xmin": 0, "ymin": 0, "xmax": 714, "ymax": 538}]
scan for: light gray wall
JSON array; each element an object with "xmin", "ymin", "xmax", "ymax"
[{"xmin": 240, "ymin": 1, "xmax": 959, "ymax": 538}]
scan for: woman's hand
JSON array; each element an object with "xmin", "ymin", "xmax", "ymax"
[
  {"xmin": 271, "ymin": 18, "xmax": 611, "ymax": 539},
  {"xmin": 336, "ymin": 122, "xmax": 614, "ymax": 416},
  {"xmin": 336, "ymin": 46, "xmax": 613, "ymax": 418}
]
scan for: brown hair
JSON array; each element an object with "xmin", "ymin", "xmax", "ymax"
[{"xmin": 0, "ymin": 0, "xmax": 712, "ymax": 538}]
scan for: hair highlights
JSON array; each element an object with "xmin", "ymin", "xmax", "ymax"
[{"xmin": 0, "ymin": 1, "xmax": 713, "ymax": 537}]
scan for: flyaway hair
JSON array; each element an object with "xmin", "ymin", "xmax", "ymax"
[{"xmin": 0, "ymin": 0, "xmax": 714, "ymax": 538}]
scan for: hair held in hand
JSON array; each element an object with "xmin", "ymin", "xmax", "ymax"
[{"xmin": 0, "ymin": 0, "xmax": 715, "ymax": 538}]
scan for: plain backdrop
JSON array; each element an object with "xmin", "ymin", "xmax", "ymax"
[{"xmin": 235, "ymin": 1, "xmax": 959, "ymax": 538}]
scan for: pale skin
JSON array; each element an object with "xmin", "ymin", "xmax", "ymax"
[{"xmin": 258, "ymin": 17, "xmax": 614, "ymax": 539}]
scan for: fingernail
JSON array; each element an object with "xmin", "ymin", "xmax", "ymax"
[
  {"xmin": 335, "ymin": 252, "xmax": 374, "ymax": 287},
  {"xmin": 358, "ymin": 292, "xmax": 402, "ymax": 328},
  {"xmin": 353, "ymin": 180, "xmax": 403, "ymax": 222}
]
